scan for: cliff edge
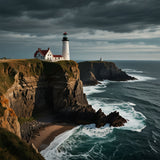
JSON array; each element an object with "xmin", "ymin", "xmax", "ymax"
[{"xmin": 78, "ymin": 61, "xmax": 136, "ymax": 85}]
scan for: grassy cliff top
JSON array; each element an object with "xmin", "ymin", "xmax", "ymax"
[
  {"xmin": 79, "ymin": 60, "xmax": 115, "ymax": 64},
  {"xmin": 78, "ymin": 61, "xmax": 117, "ymax": 71},
  {"xmin": 0, "ymin": 59, "xmax": 78, "ymax": 95},
  {"xmin": 0, "ymin": 128, "xmax": 44, "ymax": 160}
]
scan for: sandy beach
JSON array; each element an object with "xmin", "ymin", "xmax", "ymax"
[{"xmin": 29, "ymin": 123, "xmax": 75, "ymax": 151}]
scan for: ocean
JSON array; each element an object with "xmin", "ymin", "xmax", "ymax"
[{"xmin": 41, "ymin": 61, "xmax": 160, "ymax": 160}]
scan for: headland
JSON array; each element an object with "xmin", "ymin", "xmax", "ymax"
[{"xmin": 0, "ymin": 59, "xmax": 135, "ymax": 159}]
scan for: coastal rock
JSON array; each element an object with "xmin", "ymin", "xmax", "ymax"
[
  {"xmin": 79, "ymin": 61, "xmax": 136, "ymax": 85},
  {"xmin": 56, "ymin": 106, "xmax": 127, "ymax": 128},
  {"xmin": 106, "ymin": 111, "xmax": 127, "ymax": 127},
  {"xmin": 95, "ymin": 109, "xmax": 108, "ymax": 128},
  {"xmin": 0, "ymin": 95, "xmax": 21, "ymax": 138},
  {"xmin": 20, "ymin": 120, "xmax": 49, "ymax": 142},
  {"xmin": 79, "ymin": 70, "xmax": 99, "ymax": 86}
]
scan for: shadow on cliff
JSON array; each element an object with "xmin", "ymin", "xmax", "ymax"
[
  {"xmin": 32, "ymin": 60, "xmax": 90, "ymax": 123},
  {"xmin": 32, "ymin": 61, "xmax": 64, "ymax": 122},
  {"xmin": 32, "ymin": 60, "xmax": 127, "ymax": 128}
]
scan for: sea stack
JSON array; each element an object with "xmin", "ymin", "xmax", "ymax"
[{"xmin": 62, "ymin": 32, "xmax": 70, "ymax": 60}]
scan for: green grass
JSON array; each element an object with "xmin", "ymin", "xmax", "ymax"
[
  {"xmin": 79, "ymin": 60, "xmax": 113, "ymax": 64},
  {"xmin": 0, "ymin": 63, "xmax": 16, "ymax": 94},
  {"xmin": 0, "ymin": 59, "xmax": 44, "ymax": 94},
  {"xmin": 55, "ymin": 60, "xmax": 77, "ymax": 78},
  {"xmin": 0, "ymin": 128, "xmax": 44, "ymax": 160},
  {"xmin": 18, "ymin": 117, "xmax": 35, "ymax": 124},
  {"xmin": 42, "ymin": 60, "xmax": 77, "ymax": 78}
]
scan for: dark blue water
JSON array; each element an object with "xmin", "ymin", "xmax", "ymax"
[{"xmin": 41, "ymin": 61, "xmax": 160, "ymax": 160}]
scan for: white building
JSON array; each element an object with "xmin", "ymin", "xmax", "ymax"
[
  {"xmin": 34, "ymin": 32, "xmax": 70, "ymax": 62},
  {"xmin": 34, "ymin": 48, "xmax": 64, "ymax": 61},
  {"xmin": 62, "ymin": 32, "xmax": 70, "ymax": 60}
]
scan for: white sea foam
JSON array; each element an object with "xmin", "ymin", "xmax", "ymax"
[
  {"xmin": 83, "ymin": 80, "xmax": 146, "ymax": 133},
  {"xmin": 41, "ymin": 126, "xmax": 79, "ymax": 160},
  {"xmin": 122, "ymin": 68, "xmax": 156, "ymax": 82},
  {"xmin": 123, "ymin": 68, "xmax": 143, "ymax": 73},
  {"xmin": 87, "ymin": 96, "xmax": 146, "ymax": 132},
  {"xmin": 80, "ymin": 123, "xmax": 113, "ymax": 138},
  {"xmin": 83, "ymin": 80, "xmax": 108, "ymax": 96},
  {"xmin": 41, "ymin": 124, "xmax": 115, "ymax": 160},
  {"xmin": 128, "ymin": 74, "xmax": 156, "ymax": 82}
]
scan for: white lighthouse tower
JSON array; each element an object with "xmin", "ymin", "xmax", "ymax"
[{"xmin": 62, "ymin": 32, "xmax": 70, "ymax": 60}]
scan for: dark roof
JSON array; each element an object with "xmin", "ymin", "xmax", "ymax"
[
  {"xmin": 34, "ymin": 48, "xmax": 50, "ymax": 57},
  {"xmin": 63, "ymin": 32, "xmax": 67, "ymax": 35}
]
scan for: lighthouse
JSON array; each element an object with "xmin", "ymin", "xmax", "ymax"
[{"xmin": 62, "ymin": 32, "xmax": 70, "ymax": 60}]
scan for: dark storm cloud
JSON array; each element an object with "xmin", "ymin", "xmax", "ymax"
[{"xmin": 0, "ymin": 0, "xmax": 160, "ymax": 35}]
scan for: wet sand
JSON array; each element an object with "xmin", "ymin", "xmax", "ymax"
[{"xmin": 29, "ymin": 123, "xmax": 75, "ymax": 151}]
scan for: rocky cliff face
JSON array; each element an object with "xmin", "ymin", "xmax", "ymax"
[
  {"xmin": 0, "ymin": 95, "xmax": 21, "ymax": 138},
  {"xmin": 1, "ymin": 60, "xmax": 87, "ymax": 118},
  {"xmin": 79, "ymin": 61, "xmax": 136, "ymax": 85}
]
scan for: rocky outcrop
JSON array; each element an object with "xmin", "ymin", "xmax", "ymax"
[
  {"xmin": 105, "ymin": 111, "xmax": 127, "ymax": 127},
  {"xmin": 56, "ymin": 105, "xmax": 127, "ymax": 128},
  {"xmin": 79, "ymin": 61, "xmax": 136, "ymax": 85},
  {"xmin": 20, "ymin": 120, "xmax": 49, "ymax": 143},
  {"xmin": 0, "ymin": 95, "xmax": 21, "ymax": 138}
]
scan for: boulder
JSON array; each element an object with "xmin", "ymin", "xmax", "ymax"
[{"xmin": 106, "ymin": 111, "xmax": 127, "ymax": 127}]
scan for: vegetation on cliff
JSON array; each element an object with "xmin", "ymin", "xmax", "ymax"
[
  {"xmin": 0, "ymin": 59, "xmax": 43, "ymax": 94},
  {"xmin": 0, "ymin": 128, "xmax": 44, "ymax": 160},
  {"xmin": 0, "ymin": 59, "xmax": 78, "ymax": 94},
  {"xmin": 43, "ymin": 60, "xmax": 78, "ymax": 79}
]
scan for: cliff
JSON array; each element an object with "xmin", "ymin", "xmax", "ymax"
[
  {"xmin": 0, "ymin": 59, "xmax": 127, "ymax": 159},
  {"xmin": 0, "ymin": 59, "xmax": 126, "ymax": 128},
  {"xmin": 78, "ymin": 61, "xmax": 136, "ymax": 85},
  {"xmin": 0, "ymin": 95, "xmax": 21, "ymax": 138},
  {"xmin": 0, "ymin": 59, "xmax": 88, "ymax": 118}
]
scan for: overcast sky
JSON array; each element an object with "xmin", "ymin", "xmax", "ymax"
[{"xmin": 0, "ymin": 0, "xmax": 160, "ymax": 60}]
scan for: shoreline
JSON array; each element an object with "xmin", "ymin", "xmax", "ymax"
[{"xmin": 29, "ymin": 123, "xmax": 76, "ymax": 151}]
